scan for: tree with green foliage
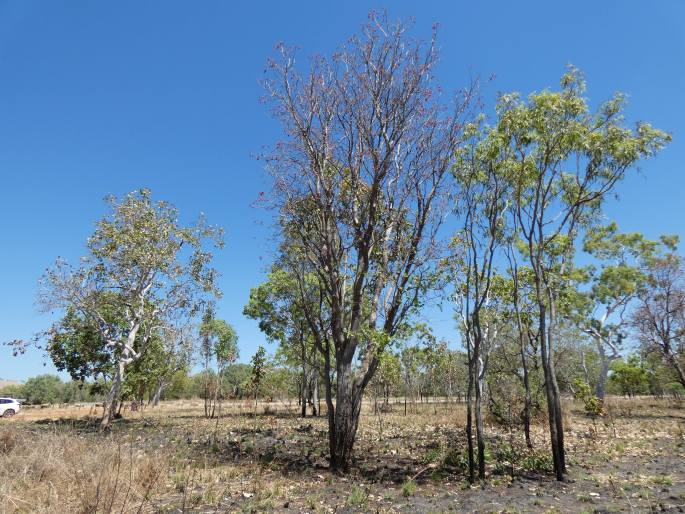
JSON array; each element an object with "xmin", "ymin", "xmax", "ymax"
[
  {"xmin": 31, "ymin": 189, "xmax": 222, "ymax": 428},
  {"xmin": 583, "ymin": 223, "xmax": 672, "ymax": 399},
  {"xmin": 199, "ymin": 313, "xmax": 238, "ymax": 418},
  {"xmin": 244, "ymin": 266, "xmax": 321, "ymax": 417},
  {"xmin": 608, "ymin": 356, "xmax": 649, "ymax": 397},
  {"xmin": 491, "ymin": 67, "xmax": 669, "ymax": 479},
  {"xmin": 450, "ymin": 121, "xmax": 512, "ymax": 480},
  {"xmin": 250, "ymin": 346, "xmax": 268, "ymax": 412},
  {"xmin": 370, "ymin": 351, "xmax": 401, "ymax": 409},
  {"xmin": 21, "ymin": 374, "xmax": 63, "ymax": 405}
]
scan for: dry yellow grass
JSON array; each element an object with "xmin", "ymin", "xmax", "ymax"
[
  {"xmin": 0, "ymin": 397, "xmax": 683, "ymax": 513},
  {"xmin": 0, "ymin": 428, "xmax": 166, "ymax": 513}
]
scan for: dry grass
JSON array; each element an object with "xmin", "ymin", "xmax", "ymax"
[
  {"xmin": 0, "ymin": 397, "xmax": 683, "ymax": 513},
  {"xmin": 0, "ymin": 427, "xmax": 166, "ymax": 513}
]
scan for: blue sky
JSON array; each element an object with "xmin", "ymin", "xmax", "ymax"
[{"xmin": 1, "ymin": 1, "xmax": 683, "ymax": 381}]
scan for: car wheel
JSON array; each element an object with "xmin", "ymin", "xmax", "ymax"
[{"xmin": 3, "ymin": 409, "xmax": 15, "ymax": 418}]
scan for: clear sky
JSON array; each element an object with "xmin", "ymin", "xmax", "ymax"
[{"xmin": 1, "ymin": 1, "xmax": 683, "ymax": 381}]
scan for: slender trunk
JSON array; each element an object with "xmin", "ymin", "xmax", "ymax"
[
  {"xmin": 301, "ymin": 373, "xmax": 307, "ymax": 418},
  {"xmin": 322, "ymin": 344, "xmax": 336, "ymax": 468},
  {"xmin": 539, "ymin": 302, "xmax": 565, "ymax": 481},
  {"xmin": 311, "ymin": 372, "xmax": 319, "ymax": 416},
  {"xmin": 300, "ymin": 341, "xmax": 308, "ymax": 418},
  {"xmin": 475, "ymin": 358, "xmax": 485, "ymax": 479},
  {"xmin": 203, "ymin": 367, "xmax": 211, "ymax": 418},
  {"xmin": 596, "ymin": 343, "xmax": 610, "ymax": 401},
  {"xmin": 548, "ymin": 301, "xmax": 566, "ymax": 474},
  {"xmin": 465, "ymin": 350, "xmax": 476, "ymax": 483},
  {"xmin": 521, "ymin": 342, "xmax": 533, "ymax": 449}
]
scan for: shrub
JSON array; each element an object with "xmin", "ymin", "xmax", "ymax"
[
  {"xmin": 346, "ymin": 486, "xmax": 369, "ymax": 507},
  {"xmin": 401, "ymin": 479, "xmax": 417, "ymax": 497},
  {"xmin": 572, "ymin": 378, "xmax": 602, "ymax": 417}
]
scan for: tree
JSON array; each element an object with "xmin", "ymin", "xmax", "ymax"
[
  {"xmin": 244, "ymin": 266, "xmax": 321, "ymax": 417},
  {"xmin": 261, "ymin": 12, "xmax": 475, "ymax": 472},
  {"xmin": 47, "ymin": 306, "xmax": 194, "ymax": 407},
  {"xmin": 199, "ymin": 313, "xmax": 239, "ymax": 418},
  {"xmin": 493, "ymin": 67, "xmax": 669, "ymax": 479},
  {"xmin": 451, "ymin": 119, "xmax": 511, "ymax": 481},
  {"xmin": 250, "ymin": 346, "xmax": 268, "ymax": 412},
  {"xmin": 632, "ymin": 253, "xmax": 685, "ymax": 388},
  {"xmin": 22, "ymin": 375, "xmax": 63, "ymax": 405},
  {"xmin": 608, "ymin": 356, "xmax": 649, "ymax": 397},
  {"xmin": 34, "ymin": 189, "xmax": 222, "ymax": 428},
  {"xmin": 221, "ymin": 364, "xmax": 253, "ymax": 399},
  {"xmin": 370, "ymin": 351, "xmax": 401, "ymax": 408},
  {"xmin": 123, "ymin": 326, "xmax": 194, "ymax": 407},
  {"xmin": 582, "ymin": 223, "xmax": 668, "ymax": 399}
]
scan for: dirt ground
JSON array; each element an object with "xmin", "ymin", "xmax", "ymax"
[{"xmin": 0, "ymin": 397, "xmax": 683, "ymax": 513}]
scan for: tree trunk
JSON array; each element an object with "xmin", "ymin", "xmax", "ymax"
[
  {"xmin": 521, "ymin": 345, "xmax": 533, "ymax": 449},
  {"xmin": 475, "ymin": 356, "xmax": 486, "ymax": 480},
  {"xmin": 101, "ymin": 359, "xmax": 125, "ymax": 429},
  {"xmin": 151, "ymin": 380, "xmax": 166, "ymax": 407},
  {"xmin": 329, "ymin": 363, "xmax": 364, "ymax": 472},
  {"xmin": 539, "ymin": 303, "xmax": 565, "ymax": 481},
  {"xmin": 465, "ymin": 350, "xmax": 476, "ymax": 483},
  {"xmin": 300, "ymin": 373, "xmax": 307, "ymax": 418},
  {"xmin": 596, "ymin": 346, "xmax": 610, "ymax": 401},
  {"xmin": 311, "ymin": 372, "xmax": 319, "ymax": 416},
  {"xmin": 666, "ymin": 352, "xmax": 685, "ymax": 390}
]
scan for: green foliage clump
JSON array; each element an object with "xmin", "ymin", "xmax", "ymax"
[
  {"xmin": 573, "ymin": 378, "xmax": 603, "ymax": 417},
  {"xmin": 401, "ymin": 480, "xmax": 417, "ymax": 497},
  {"xmin": 520, "ymin": 452, "xmax": 554, "ymax": 473},
  {"xmin": 608, "ymin": 356, "xmax": 649, "ymax": 397}
]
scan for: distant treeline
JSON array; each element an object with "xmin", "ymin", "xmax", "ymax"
[{"xmin": 3, "ymin": 350, "xmax": 683, "ymax": 407}]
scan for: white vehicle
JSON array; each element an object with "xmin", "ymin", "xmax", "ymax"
[{"xmin": 0, "ymin": 398, "xmax": 20, "ymax": 418}]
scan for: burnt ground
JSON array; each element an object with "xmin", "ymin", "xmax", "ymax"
[{"xmin": 2, "ymin": 397, "xmax": 684, "ymax": 513}]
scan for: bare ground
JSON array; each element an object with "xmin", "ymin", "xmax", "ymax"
[{"xmin": 0, "ymin": 397, "xmax": 683, "ymax": 513}]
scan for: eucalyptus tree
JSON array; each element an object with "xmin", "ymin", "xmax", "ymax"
[
  {"xmin": 500, "ymin": 261, "xmax": 540, "ymax": 448},
  {"xmin": 199, "ymin": 313, "xmax": 239, "ymax": 418},
  {"xmin": 250, "ymin": 345, "xmax": 268, "ymax": 411},
  {"xmin": 493, "ymin": 68, "xmax": 669, "ymax": 479},
  {"xmin": 582, "ymin": 223, "xmax": 670, "ymax": 399},
  {"xmin": 244, "ymin": 266, "xmax": 321, "ymax": 417},
  {"xmin": 451, "ymin": 119, "xmax": 512, "ymax": 481},
  {"xmin": 36, "ymin": 189, "xmax": 223, "ymax": 428},
  {"xmin": 261, "ymin": 13, "xmax": 475, "ymax": 471},
  {"xmin": 632, "ymin": 252, "xmax": 685, "ymax": 388},
  {"xmin": 119, "ymin": 325, "xmax": 194, "ymax": 407},
  {"xmin": 370, "ymin": 350, "xmax": 402, "ymax": 407}
]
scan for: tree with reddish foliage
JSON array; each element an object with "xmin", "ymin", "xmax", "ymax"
[{"xmin": 260, "ymin": 12, "xmax": 476, "ymax": 471}]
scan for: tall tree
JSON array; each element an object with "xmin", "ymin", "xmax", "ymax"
[
  {"xmin": 494, "ymin": 68, "xmax": 669, "ymax": 479},
  {"xmin": 35, "ymin": 189, "xmax": 222, "ymax": 428},
  {"xmin": 261, "ymin": 12, "xmax": 475, "ymax": 472},
  {"xmin": 451, "ymin": 120, "xmax": 511, "ymax": 480}
]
